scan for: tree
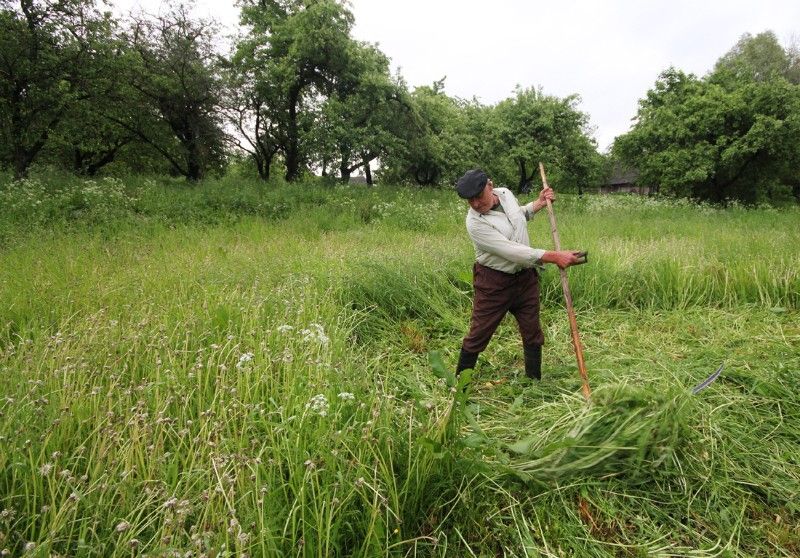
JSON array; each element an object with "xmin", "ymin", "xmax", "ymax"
[
  {"xmin": 314, "ymin": 41, "xmax": 410, "ymax": 184},
  {"xmin": 711, "ymin": 31, "xmax": 800, "ymax": 88},
  {"xmin": 220, "ymin": 36, "xmax": 281, "ymax": 181},
  {"xmin": 237, "ymin": 0, "xmax": 356, "ymax": 182},
  {"xmin": 615, "ymin": 67, "xmax": 800, "ymax": 203},
  {"xmin": 112, "ymin": 4, "xmax": 226, "ymax": 181},
  {"xmin": 0, "ymin": 0, "xmax": 112, "ymax": 178},
  {"xmin": 379, "ymin": 79, "xmax": 482, "ymax": 186},
  {"xmin": 41, "ymin": 15, "xmax": 139, "ymax": 176},
  {"xmin": 488, "ymin": 87, "xmax": 601, "ymax": 194}
]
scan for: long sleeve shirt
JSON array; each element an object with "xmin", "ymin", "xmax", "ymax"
[{"xmin": 465, "ymin": 187, "xmax": 545, "ymax": 274}]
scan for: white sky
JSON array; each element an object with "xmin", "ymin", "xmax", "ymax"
[{"xmin": 114, "ymin": 0, "xmax": 800, "ymax": 151}]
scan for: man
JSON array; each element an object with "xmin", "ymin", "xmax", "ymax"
[{"xmin": 455, "ymin": 169, "xmax": 582, "ymax": 380}]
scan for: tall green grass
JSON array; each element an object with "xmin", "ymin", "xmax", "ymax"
[{"xmin": 0, "ymin": 175, "xmax": 798, "ymax": 555}]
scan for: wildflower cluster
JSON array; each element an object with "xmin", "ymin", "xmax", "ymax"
[
  {"xmin": 300, "ymin": 323, "xmax": 330, "ymax": 346},
  {"xmin": 0, "ymin": 177, "xmax": 137, "ymax": 227},
  {"xmin": 236, "ymin": 352, "xmax": 255, "ymax": 369},
  {"xmin": 306, "ymin": 394, "xmax": 329, "ymax": 417},
  {"xmin": 276, "ymin": 322, "xmax": 331, "ymax": 347}
]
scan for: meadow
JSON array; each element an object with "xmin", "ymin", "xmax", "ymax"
[{"xmin": 0, "ymin": 174, "xmax": 798, "ymax": 557}]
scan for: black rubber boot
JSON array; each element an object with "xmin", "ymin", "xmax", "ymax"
[
  {"xmin": 456, "ymin": 348, "xmax": 479, "ymax": 375},
  {"xmin": 524, "ymin": 344, "xmax": 542, "ymax": 380}
]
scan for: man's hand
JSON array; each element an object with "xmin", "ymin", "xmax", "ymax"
[
  {"xmin": 532, "ymin": 186, "xmax": 555, "ymax": 213},
  {"xmin": 540, "ymin": 250, "xmax": 583, "ymax": 269}
]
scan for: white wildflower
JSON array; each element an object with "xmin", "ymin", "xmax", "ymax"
[
  {"xmin": 116, "ymin": 521, "xmax": 130, "ymax": 532},
  {"xmin": 39, "ymin": 463, "xmax": 53, "ymax": 476},
  {"xmin": 236, "ymin": 352, "xmax": 254, "ymax": 369},
  {"xmin": 337, "ymin": 392, "xmax": 355, "ymax": 401},
  {"xmin": 306, "ymin": 394, "xmax": 329, "ymax": 417},
  {"xmin": 300, "ymin": 323, "xmax": 329, "ymax": 346},
  {"xmin": 277, "ymin": 324, "xmax": 294, "ymax": 333}
]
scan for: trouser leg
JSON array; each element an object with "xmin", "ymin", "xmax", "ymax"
[
  {"xmin": 461, "ymin": 264, "xmax": 511, "ymax": 354},
  {"xmin": 510, "ymin": 269, "xmax": 545, "ymax": 379}
]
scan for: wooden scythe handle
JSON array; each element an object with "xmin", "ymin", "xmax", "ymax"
[{"xmin": 539, "ymin": 162, "xmax": 591, "ymax": 401}]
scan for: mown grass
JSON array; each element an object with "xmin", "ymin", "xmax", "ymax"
[{"xmin": 0, "ymin": 175, "xmax": 798, "ymax": 556}]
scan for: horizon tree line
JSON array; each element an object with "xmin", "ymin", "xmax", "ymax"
[{"xmin": 1, "ymin": 0, "xmax": 798, "ymax": 203}]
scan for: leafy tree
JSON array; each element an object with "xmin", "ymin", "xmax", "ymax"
[
  {"xmin": 315, "ymin": 41, "xmax": 410, "ymax": 183},
  {"xmin": 0, "ymin": 0, "xmax": 112, "ymax": 178},
  {"xmin": 237, "ymin": 0, "xmax": 356, "ymax": 182},
  {"xmin": 40, "ymin": 15, "xmax": 139, "ymax": 176},
  {"xmin": 111, "ymin": 4, "xmax": 226, "ymax": 181},
  {"xmin": 487, "ymin": 87, "xmax": 601, "ymax": 194},
  {"xmin": 379, "ymin": 79, "xmax": 481, "ymax": 186},
  {"xmin": 220, "ymin": 36, "xmax": 282, "ymax": 181},
  {"xmin": 615, "ymin": 67, "xmax": 800, "ymax": 203},
  {"xmin": 711, "ymin": 31, "xmax": 800, "ymax": 88}
]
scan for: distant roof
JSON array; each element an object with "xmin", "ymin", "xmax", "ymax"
[{"xmin": 607, "ymin": 166, "xmax": 639, "ymax": 186}]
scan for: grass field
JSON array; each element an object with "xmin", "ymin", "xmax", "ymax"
[{"xmin": 0, "ymin": 175, "xmax": 799, "ymax": 556}]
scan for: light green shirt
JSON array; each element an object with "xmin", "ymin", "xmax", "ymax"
[{"xmin": 465, "ymin": 187, "xmax": 545, "ymax": 274}]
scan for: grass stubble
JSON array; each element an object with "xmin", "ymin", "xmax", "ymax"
[{"xmin": 0, "ymin": 176, "xmax": 798, "ymax": 556}]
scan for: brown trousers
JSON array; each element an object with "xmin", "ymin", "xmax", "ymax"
[{"xmin": 461, "ymin": 263, "xmax": 544, "ymax": 354}]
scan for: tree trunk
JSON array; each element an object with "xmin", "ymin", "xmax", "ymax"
[
  {"xmin": 285, "ymin": 87, "xmax": 301, "ymax": 182},
  {"xmin": 517, "ymin": 159, "xmax": 527, "ymax": 193},
  {"xmin": 364, "ymin": 159, "xmax": 372, "ymax": 185},
  {"xmin": 73, "ymin": 143, "xmax": 125, "ymax": 176},
  {"xmin": 255, "ymin": 155, "xmax": 268, "ymax": 180},
  {"xmin": 186, "ymin": 144, "xmax": 203, "ymax": 181},
  {"xmin": 339, "ymin": 163, "xmax": 351, "ymax": 183},
  {"xmin": 517, "ymin": 158, "xmax": 537, "ymax": 194},
  {"xmin": 13, "ymin": 148, "xmax": 36, "ymax": 180}
]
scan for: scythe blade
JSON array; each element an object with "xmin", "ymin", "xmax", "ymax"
[{"xmin": 691, "ymin": 363, "xmax": 724, "ymax": 395}]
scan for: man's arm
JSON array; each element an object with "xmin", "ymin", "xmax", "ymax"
[
  {"xmin": 532, "ymin": 186, "xmax": 555, "ymax": 214},
  {"xmin": 469, "ymin": 222, "xmax": 584, "ymax": 270},
  {"xmin": 540, "ymin": 250, "xmax": 584, "ymax": 269}
]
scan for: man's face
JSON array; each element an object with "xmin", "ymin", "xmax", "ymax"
[{"xmin": 468, "ymin": 179, "xmax": 495, "ymax": 214}]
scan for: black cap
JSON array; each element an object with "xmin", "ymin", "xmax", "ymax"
[{"xmin": 456, "ymin": 169, "xmax": 488, "ymax": 198}]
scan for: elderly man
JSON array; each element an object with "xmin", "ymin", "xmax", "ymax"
[{"xmin": 455, "ymin": 169, "xmax": 582, "ymax": 380}]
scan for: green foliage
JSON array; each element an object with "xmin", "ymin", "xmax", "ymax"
[
  {"xmin": 711, "ymin": 31, "xmax": 800, "ymax": 87},
  {"xmin": 616, "ymin": 32, "xmax": 800, "ymax": 205},
  {"xmin": 119, "ymin": 5, "xmax": 227, "ymax": 181},
  {"xmin": 0, "ymin": 0, "xmax": 112, "ymax": 178},
  {"xmin": 235, "ymin": 0, "xmax": 358, "ymax": 182},
  {"xmin": 314, "ymin": 42, "xmax": 409, "ymax": 182},
  {"xmin": 488, "ymin": 87, "xmax": 603, "ymax": 193},
  {"xmin": 378, "ymin": 80, "xmax": 485, "ymax": 186}
]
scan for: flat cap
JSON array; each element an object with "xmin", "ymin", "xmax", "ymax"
[{"xmin": 455, "ymin": 169, "xmax": 488, "ymax": 198}]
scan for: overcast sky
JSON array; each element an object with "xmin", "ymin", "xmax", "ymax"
[{"xmin": 115, "ymin": 0, "xmax": 800, "ymax": 151}]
